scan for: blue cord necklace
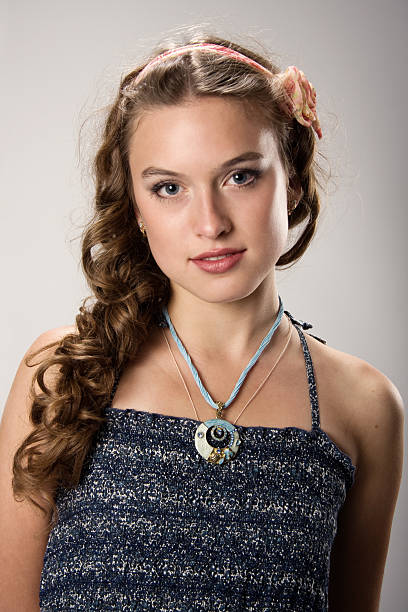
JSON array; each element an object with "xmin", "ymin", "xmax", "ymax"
[{"xmin": 160, "ymin": 295, "xmax": 286, "ymax": 465}]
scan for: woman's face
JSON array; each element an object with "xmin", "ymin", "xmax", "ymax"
[{"xmin": 128, "ymin": 96, "xmax": 290, "ymax": 305}]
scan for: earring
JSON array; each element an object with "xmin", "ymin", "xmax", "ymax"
[
  {"xmin": 288, "ymin": 200, "xmax": 297, "ymax": 216},
  {"xmin": 139, "ymin": 221, "xmax": 147, "ymax": 237}
]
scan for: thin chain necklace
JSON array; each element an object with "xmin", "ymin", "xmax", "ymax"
[{"xmin": 160, "ymin": 297, "xmax": 292, "ymax": 465}]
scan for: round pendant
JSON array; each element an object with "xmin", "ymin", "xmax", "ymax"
[{"xmin": 194, "ymin": 418, "xmax": 241, "ymax": 465}]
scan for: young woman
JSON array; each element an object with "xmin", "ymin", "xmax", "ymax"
[{"xmin": 0, "ymin": 32, "xmax": 404, "ymax": 612}]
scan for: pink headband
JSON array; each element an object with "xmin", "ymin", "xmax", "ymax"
[{"xmin": 133, "ymin": 43, "xmax": 322, "ymax": 139}]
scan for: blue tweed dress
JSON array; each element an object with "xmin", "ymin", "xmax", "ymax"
[{"xmin": 39, "ymin": 315, "xmax": 356, "ymax": 611}]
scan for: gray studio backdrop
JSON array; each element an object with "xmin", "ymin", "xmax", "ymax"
[{"xmin": 1, "ymin": 0, "xmax": 407, "ymax": 609}]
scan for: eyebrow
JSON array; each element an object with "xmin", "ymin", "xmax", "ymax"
[{"xmin": 141, "ymin": 151, "xmax": 264, "ymax": 179}]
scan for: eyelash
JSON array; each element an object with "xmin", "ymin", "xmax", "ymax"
[{"xmin": 150, "ymin": 168, "xmax": 262, "ymax": 200}]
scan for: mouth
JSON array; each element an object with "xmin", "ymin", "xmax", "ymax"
[
  {"xmin": 190, "ymin": 250, "xmax": 246, "ymax": 274},
  {"xmin": 191, "ymin": 248, "xmax": 246, "ymax": 260},
  {"xmin": 199, "ymin": 254, "xmax": 235, "ymax": 261}
]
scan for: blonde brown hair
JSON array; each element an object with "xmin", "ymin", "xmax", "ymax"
[{"xmin": 12, "ymin": 30, "xmax": 328, "ymax": 534}]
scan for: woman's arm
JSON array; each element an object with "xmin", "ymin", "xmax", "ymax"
[
  {"xmin": 328, "ymin": 362, "xmax": 405, "ymax": 611},
  {"xmin": 0, "ymin": 326, "xmax": 75, "ymax": 611}
]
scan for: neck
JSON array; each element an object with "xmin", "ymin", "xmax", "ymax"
[{"xmin": 164, "ymin": 279, "xmax": 285, "ymax": 365}]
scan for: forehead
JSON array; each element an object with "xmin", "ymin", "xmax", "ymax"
[{"xmin": 128, "ymin": 96, "xmax": 280, "ymax": 164}]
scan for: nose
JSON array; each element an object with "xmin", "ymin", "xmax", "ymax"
[{"xmin": 192, "ymin": 188, "xmax": 232, "ymax": 239}]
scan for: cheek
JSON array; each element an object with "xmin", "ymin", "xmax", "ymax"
[
  {"xmin": 249, "ymin": 192, "xmax": 289, "ymax": 249},
  {"xmin": 146, "ymin": 230, "xmax": 172, "ymax": 261},
  {"xmin": 141, "ymin": 221, "xmax": 186, "ymax": 277}
]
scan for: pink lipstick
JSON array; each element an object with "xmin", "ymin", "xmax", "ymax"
[{"xmin": 190, "ymin": 249, "xmax": 245, "ymax": 274}]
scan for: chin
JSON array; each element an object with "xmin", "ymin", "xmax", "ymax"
[{"xmin": 173, "ymin": 276, "xmax": 266, "ymax": 305}]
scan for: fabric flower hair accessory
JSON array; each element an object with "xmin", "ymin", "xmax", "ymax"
[{"xmin": 276, "ymin": 66, "xmax": 323, "ymax": 139}]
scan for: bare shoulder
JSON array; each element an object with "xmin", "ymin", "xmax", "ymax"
[
  {"xmin": 1, "ymin": 323, "xmax": 79, "ymax": 464},
  {"xmin": 305, "ymin": 332, "xmax": 405, "ymax": 465},
  {"xmin": 1, "ymin": 322, "xmax": 78, "ymax": 489},
  {"xmin": 27, "ymin": 324, "xmax": 78, "ymax": 357},
  {"xmin": 305, "ymin": 336, "xmax": 406, "ymax": 610},
  {"xmin": 4, "ymin": 324, "xmax": 78, "ymax": 416},
  {"xmin": 0, "ymin": 324, "xmax": 78, "ymax": 608}
]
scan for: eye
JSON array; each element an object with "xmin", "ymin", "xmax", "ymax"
[
  {"xmin": 149, "ymin": 167, "xmax": 262, "ymax": 200},
  {"xmin": 228, "ymin": 168, "xmax": 261, "ymax": 188},
  {"xmin": 151, "ymin": 182, "xmax": 181, "ymax": 199}
]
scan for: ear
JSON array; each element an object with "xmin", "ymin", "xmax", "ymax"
[
  {"xmin": 288, "ymin": 174, "xmax": 303, "ymax": 203},
  {"xmin": 133, "ymin": 202, "xmax": 143, "ymax": 225}
]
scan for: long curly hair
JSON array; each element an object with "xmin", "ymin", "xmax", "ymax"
[{"xmin": 12, "ymin": 29, "xmax": 328, "ymax": 535}]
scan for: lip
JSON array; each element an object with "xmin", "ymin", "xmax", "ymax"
[
  {"xmin": 191, "ymin": 251, "xmax": 245, "ymax": 274},
  {"xmin": 191, "ymin": 247, "xmax": 246, "ymax": 260}
]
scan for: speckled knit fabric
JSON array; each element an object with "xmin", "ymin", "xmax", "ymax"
[{"xmin": 39, "ymin": 319, "xmax": 356, "ymax": 611}]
